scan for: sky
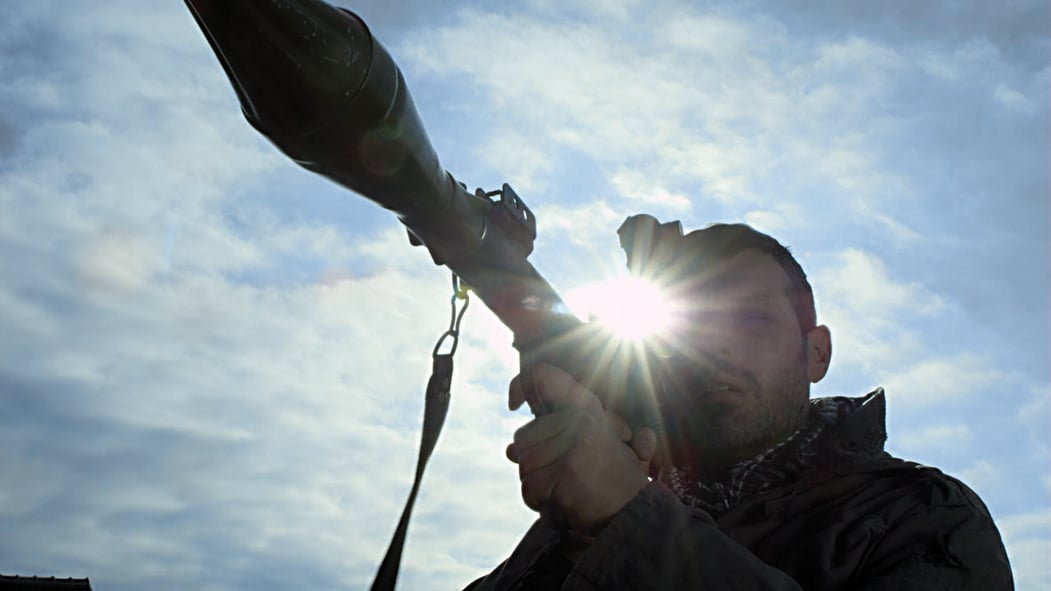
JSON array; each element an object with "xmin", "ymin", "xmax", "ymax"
[{"xmin": 0, "ymin": 0, "xmax": 1047, "ymax": 589}]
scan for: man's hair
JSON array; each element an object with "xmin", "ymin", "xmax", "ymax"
[
  {"xmin": 678, "ymin": 223, "xmax": 817, "ymax": 333},
  {"xmin": 618, "ymin": 215, "xmax": 817, "ymax": 333}
]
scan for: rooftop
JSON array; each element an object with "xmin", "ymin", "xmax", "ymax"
[{"xmin": 0, "ymin": 575, "xmax": 92, "ymax": 590}]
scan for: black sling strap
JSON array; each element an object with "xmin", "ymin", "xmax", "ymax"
[{"xmin": 371, "ymin": 276, "xmax": 469, "ymax": 591}]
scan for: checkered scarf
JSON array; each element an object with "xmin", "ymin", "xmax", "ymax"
[{"xmin": 661, "ymin": 393, "xmax": 875, "ymax": 514}]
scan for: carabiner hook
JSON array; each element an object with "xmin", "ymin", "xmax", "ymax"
[{"xmin": 433, "ymin": 274, "xmax": 470, "ymax": 358}]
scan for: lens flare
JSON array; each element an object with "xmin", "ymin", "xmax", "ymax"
[{"xmin": 565, "ymin": 275, "xmax": 678, "ymax": 342}]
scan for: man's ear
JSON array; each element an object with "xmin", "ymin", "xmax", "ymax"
[{"xmin": 805, "ymin": 325, "xmax": 832, "ymax": 383}]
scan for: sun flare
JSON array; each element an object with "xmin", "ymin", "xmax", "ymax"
[{"xmin": 564, "ymin": 275, "xmax": 678, "ymax": 341}]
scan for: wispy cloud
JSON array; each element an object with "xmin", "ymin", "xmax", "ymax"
[
  {"xmin": 897, "ymin": 422, "xmax": 972, "ymax": 451},
  {"xmin": 811, "ymin": 247, "xmax": 945, "ymax": 380},
  {"xmin": 998, "ymin": 509, "xmax": 1051, "ymax": 591}
]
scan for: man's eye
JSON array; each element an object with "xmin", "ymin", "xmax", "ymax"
[
  {"xmin": 730, "ymin": 311, "xmax": 771, "ymax": 328},
  {"xmin": 678, "ymin": 310, "xmax": 773, "ymax": 333}
]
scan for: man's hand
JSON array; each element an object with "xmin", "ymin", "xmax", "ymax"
[{"xmin": 506, "ymin": 363, "xmax": 657, "ymax": 535}]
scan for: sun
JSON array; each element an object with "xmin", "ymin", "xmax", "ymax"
[{"xmin": 563, "ymin": 274, "xmax": 678, "ymax": 342}]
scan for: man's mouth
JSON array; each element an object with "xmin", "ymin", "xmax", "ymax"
[
  {"xmin": 698, "ymin": 383, "xmax": 749, "ymax": 408},
  {"xmin": 658, "ymin": 380, "xmax": 746, "ymax": 426},
  {"xmin": 659, "ymin": 372, "xmax": 751, "ymax": 407}
]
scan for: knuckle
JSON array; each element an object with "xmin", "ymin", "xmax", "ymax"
[
  {"xmin": 580, "ymin": 392, "xmax": 604, "ymax": 415},
  {"xmin": 560, "ymin": 448, "xmax": 587, "ymax": 482},
  {"xmin": 520, "ymin": 474, "xmax": 547, "ymax": 510},
  {"xmin": 575, "ymin": 409, "xmax": 598, "ymax": 433},
  {"xmin": 512, "ymin": 418, "xmax": 540, "ymax": 445},
  {"xmin": 516, "ymin": 448, "xmax": 536, "ymax": 475}
]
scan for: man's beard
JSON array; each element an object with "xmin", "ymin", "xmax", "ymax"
[{"xmin": 657, "ymin": 353, "xmax": 811, "ymax": 470}]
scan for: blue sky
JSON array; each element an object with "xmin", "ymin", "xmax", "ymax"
[{"xmin": 0, "ymin": 0, "xmax": 1047, "ymax": 589}]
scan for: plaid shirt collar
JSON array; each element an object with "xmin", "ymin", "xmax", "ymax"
[{"xmin": 661, "ymin": 390, "xmax": 883, "ymax": 514}]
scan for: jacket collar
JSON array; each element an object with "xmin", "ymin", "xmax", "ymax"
[
  {"xmin": 813, "ymin": 388, "xmax": 888, "ymax": 473},
  {"xmin": 663, "ymin": 389, "xmax": 889, "ymax": 512}
]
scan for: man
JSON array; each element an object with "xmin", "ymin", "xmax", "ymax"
[{"xmin": 465, "ymin": 219, "xmax": 1014, "ymax": 590}]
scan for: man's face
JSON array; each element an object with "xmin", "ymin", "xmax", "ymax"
[{"xmin": 656, "ymin": 249, "xmax": 816, "ymax": 470}]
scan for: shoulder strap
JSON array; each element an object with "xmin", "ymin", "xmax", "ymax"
[
  {"xmin": 371, "ymin": 353, "xmax": 454, "ymax": 590},
  {"xmin": 371, "ymin": 275, "xmax": 469, "ymax": 590}
]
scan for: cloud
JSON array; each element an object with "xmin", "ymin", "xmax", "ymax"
[
  {"xmin": 0, "ymin": 3, "xmax": 532, "ymax": 588},
  {"xmin": 1006, "ymin": 536, "xmax": 1051, "ymax": 591},
  {"xmin": 878, "ymin": 354, "xmax": 1001, "ymax": 408},
  {"xmin": 742, "ymin": 205, "xmax": 803, "ymax": 235},
  {"xmin": 1017, "ymin": 384, "xmax": 1050, "ymax": 427},
  {"xmin": 525, "ymin": 0, "xmax": 645, "ymax": 22},
  {"xmin": 997, "ymin": 509, "xmax": 1051, "ymax": 591},
  {"xmin": 896, "ymin": 423, "xmax": 972, "ymax": 452},
  {"xmin": 76, "ymin": 226, "xmax": 163, "ymax": 295},
  {"xmin": 994, "ymin": 83, "xmax": 1038, "ymax": 113},
  {"xmin": 532, "ymin": 200, "xmax": 628, "ymax": 252},
  {"xmin": 399, "ymin": 4, "xmax": 985, "ymax": 241},
  {"xmin": 812, "ymin": 248, "xmax": 944, "ymax": 374},
  {"xmin": 826, "ymin": 249, "xmax": 944, "ymax": 317},
  {"xmin": 609, "ymin": 168, "xmax": 692, "ymax": 212},
  {"xmin": 472, "ymin": 126, "xmax": 556, "ymax": 192},
  {"xmin": 957, "ymin": 460, "xmax": 1004, "ymax": 499},
  {"xmin": 0, "ymin": 246, "xmax": 528, "ymax": 588}
]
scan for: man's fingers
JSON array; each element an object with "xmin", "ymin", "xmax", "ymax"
[
  {"xmin": 508, "ymin": 374, "xmax": 525, "ymax": 411},
  {"xmin": 520, "ymin": 463, "xmax": 558, "ymax": 512},
  {"xmin": 606, "ymin": 410, "xmax": 632, "ymax": 442},
  {"xmin": 631, "ymin": 427, "xmax": 658, "ymax": 463},
  {"xmin": 509, "ymin": 363, "xmax": 593, "ymax": 415},
  {"xmin": 510, "ymin": 409, "xmax": 580, "ymax": 476},
  {"xmin": 506, "ymin": 405, "xmax": 577, "ymax": 468},
  {"xmin": 529, "ymin": 363, "xmax": 593, "ymax": 411},
  {"xmin": 508, "ymin": 369, "xmax": 555, "ymax": 415},
  {"xmin": 514, "ymin": 422, "xmax": 579, "ymax": 477},
  {"xmin": 513, "ymin": 408, "xmax": 573, "ymax": 447}
]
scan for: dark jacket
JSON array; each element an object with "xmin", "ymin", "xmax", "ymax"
[{"xmin": 465, "ymin": 393, "xmax": 1014, "ymax": 590}]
